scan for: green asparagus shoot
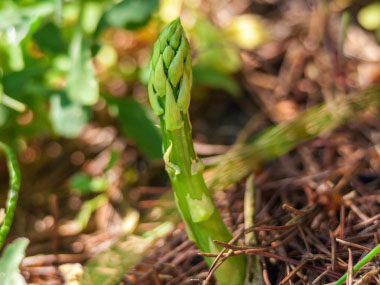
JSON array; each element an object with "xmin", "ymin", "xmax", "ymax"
[{"xmin": 148, "ymin": 19, "xmax": 246, "ymax": 285}]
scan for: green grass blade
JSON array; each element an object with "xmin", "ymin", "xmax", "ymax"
[{"xmin": 334, "ymin": 243, "xmax": 380, "ymax": 285}]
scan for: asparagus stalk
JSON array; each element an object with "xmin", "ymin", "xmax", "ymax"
[
  {"xmin": 207, "ymin": 85, "xmax": 380, "ymax": 190},
  {"xmin": 148, "ymin": 19, "xmax": 246, "ymax": 285}
]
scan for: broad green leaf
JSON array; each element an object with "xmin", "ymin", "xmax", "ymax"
[
  {"xmin": 0, "ymin": 2, "xmax": 50, "ymax": 71},
  {"xmin": 97, "ymin": 0, "xmax": 158, "ymax": 31},
  {"xmin": 106, "ymin": 97, "xmax": 162, "ymax": 159},
  {"xmin": 193, "ymin": 65, "xmax": 240, "ymax": 96},
  {"xmin": 0, "ymin": 238, "xmax": 29, "ymax": 285},
  {"xmin": 82, "ymin": 2, "xmax": 104, "ymax": 34},
  {"xmin": 2, "ymin": 68, "xmax": 46, "ymax": 97},
  {"xmin": 0, "ymin": 2, "xmax": 54, "ymax": 45},
  {"xmin": 33, "ymin": 22, "xmax": 67, "ymax": 54},
  {"xmin": 0, "ymin": 14, "xmax": 39, "ymax": 46},
  {"xmin": 50, "ymin": 93, "xmax": 89, "ymax": 138},
  {"xmin": 66, "ymin": 30, "xmax": 99, "ymax": 106}
]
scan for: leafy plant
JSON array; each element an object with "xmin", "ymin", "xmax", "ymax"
[
  {"xmin": 148, "ymin": 18, "xmax": 246, "ymax": 285},
  {"xmin": 0, "ymin": 0, "xmax": 161, "ymax": 158},
  {"xmin": 97, "ymin": 0, "xmax": 159, "ymax": 31}
]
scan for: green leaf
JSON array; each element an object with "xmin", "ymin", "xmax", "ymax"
[
  {"xmin": 193, "ymin": 18, "xmax": 241, "ymax": 74},
  {"xmin": 97, "ymin": 0, "xmax": 158, "ymax": 31},
  {"xmin": 193, "ymin": 65, "xmax": 240, "ymax": 96},
  {"xmin": 70, "ymin": 173, "xmax": 92, "ymax": 194},
  {"xmin": 0, "ymin": 238, "xmax": 29, "ymax": 285},
  {"xmin": 0, "ymin": 2, "xmax": 54, "ymax": 45},
  {"xmin": 33, "ymin": 22, "xmax": 67, "ymax": 54},
  {"xmin": 2, "ymin": 68, "xmax": 46, "ymax": 96},
  {"xmin": 106, "ymin": 96, "xmax": 162, "ymax": 159},
  {"xmin": 0, "ymin": 105, "xmax": 9, "ymax": 127},
  {"xmin": 0, "ymin": 42, "xmax": 25, "ymax": 71},
  {"xmin": 70, "ymin": 173, "xmax": 107, "ymax": 195},
  {"xmin": 104, "ymin": 150, "xmax": 120, "ymax": 171},
  {"xmin": 75, "ymin": 194, "xmax": 108, "ymax": 231},
  {"xmin": 82, "ymin": 2, "xmax": 104, "ymax": 35},
  {"xmin": 66, "ymin": 30, "xmax": 99, "ymax": 106},
  {"xmin": 50, "ymin": 92, "xmax": 90, "ymax": 138},
  {"xmin": 0, "ymin": 2, "xmax": 54, "ymax": 71}
]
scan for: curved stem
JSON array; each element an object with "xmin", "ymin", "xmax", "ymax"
[
  {"xmin": 0, "ymin": 142, "xmax": 21, "ymax": 249},
  {"xmin": 334, "ymin": 243, "xmax": 380, "ymax": 285}
]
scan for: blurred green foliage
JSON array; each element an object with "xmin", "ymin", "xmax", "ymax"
[
  {"xmin": 0, "ymin": 238, "xmax": 29, "ymax": 285},
  {"xmin": 0, "ymin": 0, "xmax": 250, "ymax": 160},
  {"xmin": 106, "ymin": 96, "xmax": 162, "ymax": 159},
  {"xmin": 0, "ymin": 0, "xmax": 162, "ymax": 159},
  {"xmin": 98, "ymin": 0, "xmax": 159, "ymax": 31},
  {"xmin": 70, "ymin": 172, "xmax": 107, "ymax": 195}
]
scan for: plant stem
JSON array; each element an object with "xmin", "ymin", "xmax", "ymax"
[
  {"xmin": 0, "ymin": 86, "xmax": 26, "ymax": 112},
  {"xmin": 207, "ymin": 85, "xmax": 380, "ymax": 190},
  {"xmin": 334, "ymin": 243, "xmax": 380, "ymax": 285},
  {"xmin": 160, "ymin": 114, "xmax": 246, "ymax": 285},
  {"xmin": 0, "ymin": 142, "xmax": 21, "ymax": 249},
  {"xmin": 149, "ymin": 19, "xmax": 246, "ymax": 284}
]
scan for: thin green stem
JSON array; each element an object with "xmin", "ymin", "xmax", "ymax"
[
  {"xmin": 1, "ymin": 94, "xmax": 26, "ymax": 112},
  {"xmin": 0, "ymin": 142, "xmax": 21, "ymax": 249},
  {"xmin": 334, "ymin": 243, "xmax": 380, "ymax": 285},
  {"xmin": 0, "ymin": 85, "xmax": 26, "ymax": 113}
]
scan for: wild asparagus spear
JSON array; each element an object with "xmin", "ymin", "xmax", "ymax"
[{"xmin": 148, "ymin": 19, "xmax": 246, "ymax": 285}]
